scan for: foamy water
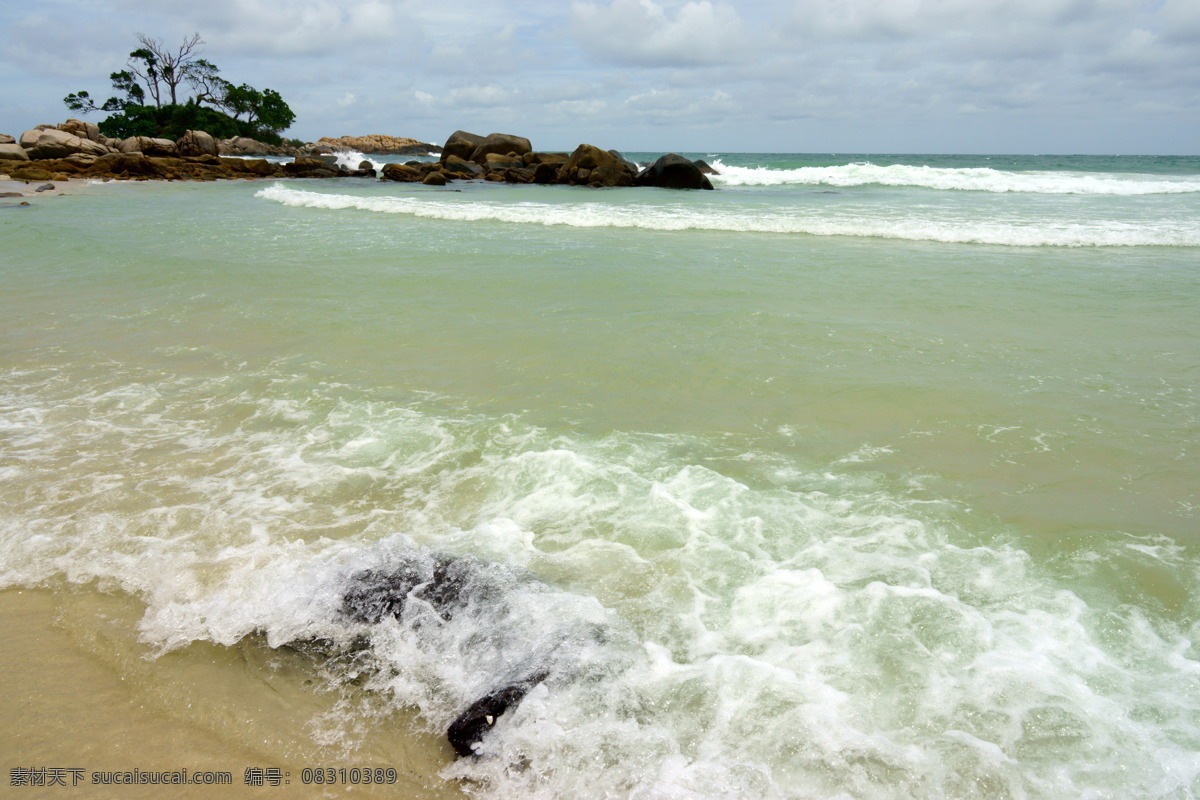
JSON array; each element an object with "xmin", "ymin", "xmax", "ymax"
[
  {"xmin": 3, "ymin": 363, "xmax": 1196, "ymax": 798},
  {"xmin": 706, "ymin": 159, "xmax": 1200, "ymax": 194},
  {"xmin": 2, "ymin": 155, "xmax": 1198, "ymax": 798},
  {"xmin": 255, "ymin": 151, "xmax": 1200, "ymax": 247}
]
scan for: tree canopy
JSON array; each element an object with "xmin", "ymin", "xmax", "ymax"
[{"xmin": 64, "ymin": 33, "xmax": 296, "ymax": 144}]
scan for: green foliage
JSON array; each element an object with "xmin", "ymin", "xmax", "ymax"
[
  {"xmin": 64, "ymin": 33, "xmax": 296, "ymax": 144},
  {"xmin": 94, "ymin": 102, "xmax": 288, "ymax": 143}
]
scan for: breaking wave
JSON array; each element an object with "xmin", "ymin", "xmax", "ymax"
[
  {"xmin": 708, "ymin": 161, "xmax": 1200, "ymax": 194},
  {"xmin": 255, "ymin": 184, "xmax": 1200, "ymax": 247}
]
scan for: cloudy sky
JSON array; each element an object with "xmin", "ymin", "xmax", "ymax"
[{"xmin": 1, "ymin": 0, "xmax": 1197, "ymax": 153}]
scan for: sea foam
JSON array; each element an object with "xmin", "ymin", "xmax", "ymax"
[
  {"xmin": 708, "ymin": 160, "xmax": 1200, "ymax": 194},
  {"xmin": 2, "ymin": 363, "xmax": 1198, "ymax": 799},
  {"xmin": 255, "ymin": 184, "xmax": 1200, "ymax": 247}
]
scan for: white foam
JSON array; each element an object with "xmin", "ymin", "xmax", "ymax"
[
  {"xmin": 327, "ymin": 149, "xmax": 384, "ymax": 173},
  {"xmin": 709, "ymin": 160, "xmax": 1200, "ymax": 195},
  {"xmin": 3, "ymin": 364, "xmax": 1198, "ymax": 798},
  {"xmin": 255, "ymin": 184, "xmax": 1200, "ymax": 247}
]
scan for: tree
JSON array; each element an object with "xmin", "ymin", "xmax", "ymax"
[
  {"xmin": 131, "ymin": 32, "xmax": 205, "ymax": 107},
  {"xmin": 63, "ymin": 33, "xmax": 296, "ymax": 143},
  {"xmin": 218, "ymin": 84, "xmax": 296, "ymax": 135}
]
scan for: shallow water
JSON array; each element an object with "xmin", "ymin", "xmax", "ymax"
[{"xmin": 1, "ymin": 155, "xmax": 1198, "ymax": 798}]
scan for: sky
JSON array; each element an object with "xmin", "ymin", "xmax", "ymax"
[{"xmin": 1, "ymin": 0, "xmax": 1197, "ymax": 154}]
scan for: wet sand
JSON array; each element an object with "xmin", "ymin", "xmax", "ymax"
[{"xmin": 0, "ymin": 588, "xmax": 465, "ymax": 799}]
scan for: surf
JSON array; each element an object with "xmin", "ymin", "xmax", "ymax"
[
  {"xmin": 707, "ymin": 160, "xmax": 1200, "ymax": 194},
  {"xmin": 255, "ymin": 183, "xmax": 1200, "ymax": 247}
]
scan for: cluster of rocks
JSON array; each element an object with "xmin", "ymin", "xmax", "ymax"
[
  {"xmin": 0, "ymin": 119, "xmax": 376, "ymax": 183},
  {"xmin": 2, "ymin": 120, "xmax": 716, "ymax": 191},
  {"xmin": 378, "ymin": 130, "xmax": 715, "ymax": 190}
]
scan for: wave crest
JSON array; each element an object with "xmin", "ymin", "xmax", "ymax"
[
  {"xmin": 709, "ymin": 160, "xmax": 1200, "ymax": 195},
  {"xmin": 255, "ymin": 184, "xmax": 1200, "ymax": 247}
]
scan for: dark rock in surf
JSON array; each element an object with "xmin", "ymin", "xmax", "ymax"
[
  {"xmin": 556, "ymin": 143, "xmax": 638, "ymax": 187},
  {"xmin": 442, "ymin": 155, "xmax": 485, "ymax": 177},
  {"xmin": 447, "ymin": 675, "xmax": 547, "ymax": 757},
  {"xmin": 635, "ymin": 153, "xmax": 714, "ymax": 190},
  {"xmin": 532, "ymin": 162, "xmax": 559, "ymax": 184},
  {"xmin": 341, "ymin": 555, "xmax": 486, "ymax": 624},
  {"xmin": 381, "ymin": 163, "xmax": 422, "ymax": 182},
  {"xmin": 340, "ymin": 555, "xmax": 556, "ymax": 758},
  {"xmin": 693, "ymin": 159, "xmax": 719, "ymax": 175}
]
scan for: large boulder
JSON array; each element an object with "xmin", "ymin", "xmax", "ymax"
[
  {"xmin": 635, "ymin": 153, "xmax": 714, "ymax": 190},
  {"xmin": 440, "ymin": 130, "xmax": 486, "ymax": 163},
  {"xmin": 92, "ymin": 152, "xmax": 164, "ymax": 177},
  {"xmin": 27, "ymin": 129, "xmax": 109, "ymax": 159},
  {"xmin": 219, "ymin": 136, "xmax": 271, "ymax": 156},
  {"xmin": 0, "ymin": 134, "xmax": 15, "ymax": 145},
  {"xmin": 118, "ymin": 136, "xmax": 178, "ymax": 157},
  {"xmin": 176, "ymin": 130, "xmax": 219, "ymax": 157},
  {"xmin": 0, "ymin": 143, "xmax": 31, "ymax": 162},
  {"xmin": 381, "ymin": 163, "xmax": 422, "ymax": 182},
  {"xmin": 588, "ymin": 163, "xmax": 635, "ymax": 187},
  {"xmin": 441, "ymin": 154, "xmax": 484, "ymax": 177},
  {"xmin": 283, "ymin": 157, "xmax": 343, "ymax": 178},
  {"xmin": 483, "ymin": 152, "xmax": 523, "ymax": 171},
  {"xmin": 559, "ymin": 143, "xmax": 636, "ymax": 186},
  {"xmin": 468, "ymin": 132, "xmax": 532, "ymax": 164},
  {"xmin": 219, "ymin": 157, "xmax": 279, "ymax": 177},
  {"xmin": 18, "ymin": 126, "xmax": 56, "ymax": 149}
]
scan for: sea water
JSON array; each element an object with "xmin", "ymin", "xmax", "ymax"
[{"xmin": 1, "ymin": 154, "xmax": 1198, "ymax": 798}]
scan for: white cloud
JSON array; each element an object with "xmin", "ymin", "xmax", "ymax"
[
  {"xmin": 571, "ymin": 0, "xmax": 748, "ymax": 66},
  {"xmin": 184, "ymin": 0, "xmax": 403, "ymax": 56},
  {"xmin": 449, "ymin": 84, "xmax": 518, "ymax": 108}
]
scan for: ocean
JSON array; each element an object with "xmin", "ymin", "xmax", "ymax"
[{"xmin": 1, "ymin": 153, "xmax": 1198, "ymax": 799}]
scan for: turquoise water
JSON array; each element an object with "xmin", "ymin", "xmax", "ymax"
[{"xmin": 2, "ymin": 154, "xmax": 1198, "ymax": 798}]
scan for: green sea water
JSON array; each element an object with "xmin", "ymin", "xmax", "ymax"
[{"xmin": 1, "ymin": 154, "xmax": 1198, "ymax": 798}]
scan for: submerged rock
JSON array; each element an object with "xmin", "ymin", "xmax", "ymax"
[
  {"xmin": 446, "ymin": 675, "xmax": 547, "ymax": 757},
  {"xmin": 340, "ymin": 555, "xmax": 557, "ymax": 757}
]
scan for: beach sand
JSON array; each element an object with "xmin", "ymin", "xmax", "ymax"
[
  {"xmin": 0, "ymin": 177, "xmax": 98, "ymax": 198},
  {"xmin": 0, "ymin": 588, "xmax": 465, "ymax": 799}
]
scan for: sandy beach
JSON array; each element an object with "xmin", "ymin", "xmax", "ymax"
[{"xmin": 0, "ymin": 588, "xmax": 463, "ymax": 799}]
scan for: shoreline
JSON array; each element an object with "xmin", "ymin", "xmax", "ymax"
[{"xmin": 0, "ymin": 586, "xmax": 464, "ymax": 799}]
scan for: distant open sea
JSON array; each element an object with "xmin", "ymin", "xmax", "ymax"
[{"xmin": 2, "ymin": 153, "xmax": 1198, "ymax": 799}]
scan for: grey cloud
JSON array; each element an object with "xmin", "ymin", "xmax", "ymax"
[{"xmin": 570, "ymin": 0, "xmax": 749, "ymax": 67}]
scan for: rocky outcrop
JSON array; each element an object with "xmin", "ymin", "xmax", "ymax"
[
  {"xmin": 428, "ymin": 130, "xmax": 712, "ymax": 190},
  {"xmin": 0, "ymin": 134, "xmax": 15, "ymax": 145},
  {"xmin": 8, "ymin": 119, "xmax": 718, "ymax": 192},
  {"xmin": 4, "ymin": 152, "xmax": 370, "ymax": 183},
  {"xmin": 635, "ymin": 153, "xmax": 714, "ymax": 190},
  {"xmin": 316, "ymin": 134, "xmax": 439, "ymax": 155},
  {"xmin": 24, "ymin": 128, "xmax": 112, "ymax": 159}
]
